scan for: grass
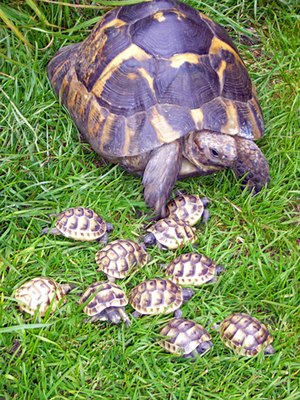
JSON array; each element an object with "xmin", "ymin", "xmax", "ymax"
[{"xmin": 0, "ymin": 0, "xmax": 299, "ymax": 398}]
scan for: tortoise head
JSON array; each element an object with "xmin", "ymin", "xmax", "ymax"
[
  {"xmin": 182, "ymin": 287, "xmax": 195, "ymax": 303},
  {"xmin": 264, "ymin": 343, "xmax": 275, "ymax": 355},
  {"xmin": 143, "ymin": 233, "xmax": 157, "ymax": 247},
  {"xmin": 183, "ymin": 130, "xmax": 237, "ymax": 169},
  {"xmin": 196, "ymin": 340, "xmax": 213, "ymax": 355}
]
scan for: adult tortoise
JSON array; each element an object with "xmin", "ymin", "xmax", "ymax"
[{"xmin": 48, "ymin": 0, "xmax": 269, "ymax": 217}]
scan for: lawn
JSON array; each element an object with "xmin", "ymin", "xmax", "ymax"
[{"xmin": 0, "ymin": 0, "xmax": 299, "ymax": 399}]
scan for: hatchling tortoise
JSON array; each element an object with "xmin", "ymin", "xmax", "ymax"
[
  {"xmin": 95, "ymin": 239, "xmax": 149, "ymax": 282},
  {"xmin": 164, "ymin": 252, "xmax": 223, "ymax": 285},
  {"xmin": 80, "ymin": 281, "xmax": 131, "ymax": 326},
  {"xmin": 14, "ymin": 277, "xmax": 72, "ymax": 317},
  {"xmin": 48, "ymin": 0, "xmax": 269, "ymax": 217},
  {"xmin": 166, "ymin": 195, "xmax": 210, "ymax": 226},
  {"xmin": 143, "ymin": 217, "xmax": 197, "ymax": 250},
  {"xmin": 128, "ymin": 278, "xmax": 195, "ymax": 318},
  {"xmin": 159, "ymin": 318, "xmax": 213, "ymax": 358},
  {"xmin": 41, "ymin": 207, "xmax": 114, "ymax": 242},
  {"xmin": 219, "ymin": 313, "xmax": 274, "ymax": 356}
]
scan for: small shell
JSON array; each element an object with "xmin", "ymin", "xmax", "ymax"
[
  {"xmin": 80, "ymin": 281, "xmax": 128, "ymax": 317},
  {"xmin": 15, "ymin": 277, "xmax": 71, "ymax": 316},
  {"xmin": 55, "ymin": 207, "xmax": 109, "ymax": 241},
  {"xmin": 95, "ymin": 239, "xmax": 148, "ymax": 280},
  {"xmin": 147, "ymin": 218, "xmax": 197, "ymax": 250},
  {"xmin": 165, "ymin": 252, "xmax": 221, "ymax": 285},
  {"xmin": 166, "ymin": 195, "xmax": 208, "ymax": 226},
  {"xmin": 159, "ymin": 318, "xmax": 212, "ymax": 355},
  {"xmin": 220, "ymin": 313, "xmax": 274, "ymax": 356},
  {"xmin": 128, "ymin": 278, "xmax": 183, "ymax": 315}
]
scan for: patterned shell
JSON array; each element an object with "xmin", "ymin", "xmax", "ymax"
[
  {"xmin": 47, "ymin": 0, "xmax": 264, "ymax": 160},
  {"xmin": 147, "ymin": 218, "xmax": 197, "ymax": 250},
  {"xmin": 159, "ymin": 318, "xmax": 212, "ymax": 355},
  {"xmin": 95, "ymin": 239, "xmax": 148, "ymax": 279},
  {"xmin": 15, "ymin": 277, "xmax": 68, "ymax": 316},
  {"xmin": 128, "ymin": 278, "xmax": 182, "ymax": 315},
  {"xmin": 220, "ymin": 313, "xmax": 273, "ymax": 356},
  {"xmin": 55, "ymin": 207, "xmax": 107, "ymax": 240},
  {"xmin": 80, "ymin": 281, "xmax": 128, "ymax": 316},
  {"xmin": 165, "ymin": 252, "xmax": 219, "ymax": 285},
  {"xmin": 165, "ymin": 195, "xmax": 205, "ymax": 226}
]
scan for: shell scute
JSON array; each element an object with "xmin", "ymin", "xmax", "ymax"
[
  {"xmin": 165, "ymin": 252, "xmax": 219, "ymax": 285},
  {"xmin": 96, "ymin": 239, "xmax": 148, "ymax": 280},
  {"xmin": 14, "ymin": 277, "xmax": 69, "ymax": 317},
  {"xmin": 129, "ymin": 278, "xmax": 183, "ymax": 315},
  {"xmin": 220, "ymin": 313, "xmax": 274, "ymax": 356},
  {"xmin": 80, "ymin": 281, "xmax": 128, "ymax": 316},
  {"xmin": 147, "ymin": 218, "xmax": 197, "ymax": 250},
  {"xmin": 52, "ymin": 207, "xmax": 109, "ymax": 241},
  {"xmin": 159, "ymin": 318, "xmax": 212, "ymax": 355}
]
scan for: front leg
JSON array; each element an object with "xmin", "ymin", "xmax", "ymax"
[
  {"xmin": 233, "ymin": 137, "xmax": 270, "ymax": 193},
  {"xmin": 142, "ymin": 140, "xmax": 182, "ymax": 217}
]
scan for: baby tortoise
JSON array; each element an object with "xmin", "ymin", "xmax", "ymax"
[
  {"xmin": 128, "ymin": 278, "xmax": 195, "ymax": 318},
  {"xmin": 95, "ymin": 239, "xmax": 149, "ymax": 282},
  {"xmin": 14, "ymin": 277, "xmax": 72, "ymax": 317},
  {"xmin": 80, "ymin": 281, "xmax": 131, "ymax": 327},
  {"xmin": 219, "ymin": 313, "xmax": 274, "ymax": 356},
  {"xmin": 159, "ymin": 318, "xmax": 213, "ymax": 358},
  {"xmin": 41, "ymin": 207, "xmax": 113, "ymax": 242},
  {"xmin": 166, "ymin": 195, "xmax": 210, "ymax": 226},
  {"xmin": 164, "ymin": 252, "xmax": 223, "ymax": 285},
  {"xmin": 143, "ymin": 218, "xmax": 197, "ymax": 250}
]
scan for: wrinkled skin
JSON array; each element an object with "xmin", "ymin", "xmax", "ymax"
[{"xmin": 117, "ymin": 130, "xmax": 269, "ymax": 217}]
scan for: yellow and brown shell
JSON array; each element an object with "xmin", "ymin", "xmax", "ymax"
[
  {"xmin": 146, "ymin": 218, "xmax": 197, "ymax": 250},
  {"xmin": 95, "ymin": 239, "xmax": 148, "ymax": 279},
  {"xmin": 80, "ymin": 281, "xmax": 128, "ymax": 316},
  {"xmin": 165, "ymin": 195, "xmax": 207, "ymax": 226},
  {"xmin": 165, "ymin": 252, "xmax": 222, "ymax": 285},
  {"xmin": 128, "ymin": 278, "xmax": 183, "ymax": 315},
  {"xmin": 54, "ymin": 207, "xmax": 109, "ymax": 241},
  {"xmin": 220, "ymin": 313, "xmax": 274, "ymax": 357},
  {"xmin": 48, "ymin": 0, "xmax": 264, "ymax": 162},
  {"xmin": 14, "ymin": 277, "xmax": 71, "ymax": 316},
  {"xmin": 159, "ymin": 318, "xmax": 212, "ymax": 355}
]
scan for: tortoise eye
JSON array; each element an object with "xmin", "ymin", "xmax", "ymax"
[{"xmin": 210, "ymin": 149, "xmax": 219, "ymax": 158}]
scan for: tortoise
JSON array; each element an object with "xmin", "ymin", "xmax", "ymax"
[
  {"xmin": 14, "ymin": 277, "xmax": 72, "ymax": 317},
  {"xmin": 159, "ymin": 317, "xmax": 213, "ymax": 358},
  {"xmin": 219, "ymin": 313, "xmax": 274, "ymax": 356},
  {"xmin": 41, "ymin": 207, "xmax": 114, "ymax": 242},
  {"xmin": 95, "ymin": 239, "xmax": 149, "ymax": 282},
  {"xmin": 166, "ymin": 195, "xmax": 210, "ymax": 226},
  {"xmin": 143, "ymin": 217, "xmax": 197, "ymax": 250},
  {"xmin": 128, "ymin": 278, "xmax": 195, "ymax": 318},
  {"xmin": 48, "ymin": 0, "xmax": 269, "ymax": 217},
  {"xmin": 80, "ymin": 281, "xmax": 131, "ymax": 326},
  {"xmin": 164, "ymin": 252, "xmax": 223, "ymax": 285}
]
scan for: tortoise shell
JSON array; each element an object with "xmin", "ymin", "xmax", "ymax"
[
  {"xmin": 146, "ymin": 218, "xmax": 197, "ymax": 250},
  {"xmin": 165, "ymin": 195, "xmax": 208, "ymax": 226},
  {"xmin": 165, "ymin": 252, "xmax": 222, "ymax": 285},
  {"xmin": 51, "ymin": 207, "xmax": 111, "ymax": 241},
  {"xmin": 220, "ymin": 313, "xmax": 274, "ymax": 356},
  {"xmin": 95, "ymin": 239, "xmax": 148, "ymax": 280},
  {"xmin": 48, "ymin": 0, "xmax": 264, "ymax": 161},
  {"xmin": 128, "ymin": 278, "xmax": 183, "ymax": 315},
  {"xmin": 159, "ymin": 318, "xmax": 212, "ymax": 356},
  {"xmin": 14, "ymin": 277, "xmax": 71, "ymax": 316},
  {"xmin": 80, "ymin": 281, "xmax": 128, "ymax": 316}
]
